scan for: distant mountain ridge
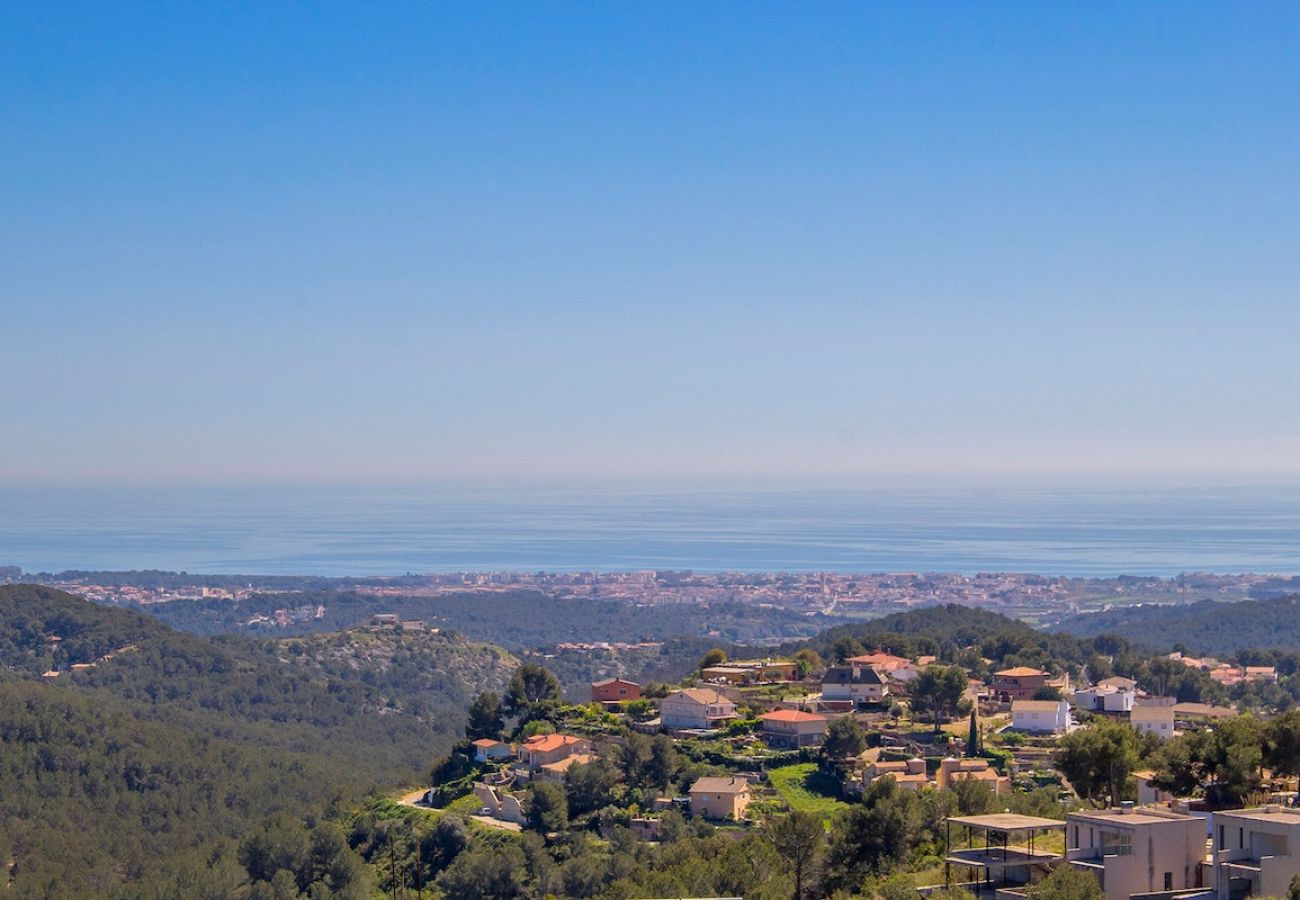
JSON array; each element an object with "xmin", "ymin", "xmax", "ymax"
[{"xmin": 1048, "ymin": 595, "xmax": 1300, "ymax": 656}]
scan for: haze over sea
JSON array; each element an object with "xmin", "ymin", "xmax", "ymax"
[{"xmin": 4, "ymin": 482, "xmax": 1300, "ymax": 578}]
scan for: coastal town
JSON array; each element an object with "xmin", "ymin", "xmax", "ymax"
[{"xmin": 7, "ymin": 566, "xmax": 1299, "ymax": 626}]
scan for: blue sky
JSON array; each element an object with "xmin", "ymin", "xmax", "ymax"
[{"xmin": 3, "ymin": 3, "xmax": 1300, "ymax": 485}]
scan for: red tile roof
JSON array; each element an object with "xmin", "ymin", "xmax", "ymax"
[
  {"xmin": 522, "ymin": 734, "xmax": 584, "ymax": 753},
  {"xmin": 759, "ymin": 710, "xmax": 826, "ymax": 723}
]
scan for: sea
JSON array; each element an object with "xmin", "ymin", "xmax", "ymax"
[{"xmin": 2, "ymin": 481, "xmax": 1300, "ymax": 577}]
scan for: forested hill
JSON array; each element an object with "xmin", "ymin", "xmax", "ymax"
[
  {"xmin": 776, "ymin": 603, "xmax": 1109, "ymax": 672},
  {"xmin": 1049, "ymin": 595, "xmax": 1300, "ymax": 656},
  {"xmin": 0, "ymin": 583, "xmax": 173, "ymax": 673},
  {"xmin": 0, "ymin": 585, "xmax": 515, "ymax": 898}
]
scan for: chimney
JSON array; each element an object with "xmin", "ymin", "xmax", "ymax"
[{"xmin": 1120, "ymin": 801, "xmax": 1135, "ymax": 814}]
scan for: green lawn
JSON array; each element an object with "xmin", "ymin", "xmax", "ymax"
[{"xmin": 767, "ymin": 763, "xmax": 850, "ymax": 819}]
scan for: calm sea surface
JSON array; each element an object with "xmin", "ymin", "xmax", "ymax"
[{"xmin": 2, "ymin": 483, "xmax": 1300, "ymax": 577}]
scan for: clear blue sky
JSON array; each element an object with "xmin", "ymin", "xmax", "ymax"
[{"xmin": 4, "ymin": 3, "xmax": 1300, "ymax": 485}]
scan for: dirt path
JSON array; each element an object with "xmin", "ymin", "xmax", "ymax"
[{"xmin": 396, "ymin": 788, "xmax": 429, "ymax": 808}]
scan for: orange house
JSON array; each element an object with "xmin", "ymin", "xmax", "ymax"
[
  {"xmin": 591, "ymin": 678, "xmax": 642, "ymax": 704},
  {"xmin": 992, "ymin": 666, "xmax": 1049, "ymax": 702}
]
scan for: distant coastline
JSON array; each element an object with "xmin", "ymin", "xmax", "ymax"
[{"xmin": 3, "ymin": 482, "xmax": 1300, "ymax": 577}]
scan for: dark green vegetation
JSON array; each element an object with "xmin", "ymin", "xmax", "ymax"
[
  {"xmin": 522, "ymin": 636, "xmax": 727, "ymax": 698},
  {"xmin": 138, "ymin": 588, "xmax": 828, "ymax": 647},
  {"xmin": 780, "ymin": 604, "xmax": 1101, "ymax": 672},
  {"xmin": 1056, "ymin": 708, "xmax": 1300, "ymax": 808},
  {"xmin": 1051, "ymin": 595, "xmax": 1300, "ymax": 656},
  {"xmin": 0, "ymin": 585, "xmax": 512, "ymax": 898}
]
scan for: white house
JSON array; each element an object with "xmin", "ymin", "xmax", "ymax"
[
  {"xmin": 1011, "ymin": 699, "xmax": 1071, "ymax": 734},
  {"xmin": 471, "ymin": 738, "xmax": 514, "ymax": 763},
  {"xmin": 1131, "ymin": 700, "xmax": 1176, "ymax": 741},
  {"xmin": 660, "ymin": 688, "xmax": 737, "ymax": 730},
  {"xmin": 1074, "ymin": 685, "xmax": 1135, "ymax": 714},
  {"xmin": 821, "ymin": 664, "xmax": 889, "ymax": 703}
]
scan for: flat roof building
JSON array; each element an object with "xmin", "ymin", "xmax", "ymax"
[
  {"xmin": 1067, "ymin": 805, "xmax": 1206, "ymax": 900},
  {"xmin": 1212, "ymin": 806, "xmax": 1300, "ymax": 900}
]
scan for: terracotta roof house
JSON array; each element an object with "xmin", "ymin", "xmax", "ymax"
[
  {"xmin": 538, "ymin": 753, "xmax": 596, "ymax": 782},
  {"xmin": 689, "ymin": 776, "xmax": 751, "ymax": 820},
  {"xmin": 993, "ymin": 666, "xmax": 1050, "ymax": 702},
  {"xmin": 519, "ymin": 734, "xmax": 592, "ymax": 769},
  {"xmin": 861, "ymin": 758, "xmax": 930, "ymax": 792},
  {"xmin": 936, "ymin": 757, "xmax": 1010, "ymax": 794},
  {"xmin": 590, "ymin": 678, "xmax": 642, "ymax": 704},
  {"xmin": 758, "ymin": 709, "xmax": 827, "ymax": 748},
  {"xmin": 846, "ymin": 651, "xmax": 911, "ymax": 671},
  {"xmin": 660, "ymin": 688, "xmax": 737, "ymax": 730}
]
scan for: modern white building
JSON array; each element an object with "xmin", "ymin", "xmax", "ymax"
[
  {"xmin": 1067, "ymin": 805, "xmax": 1207, "ymax": 900},
  {"xmin": 1011, "ymin": 699, "xmax": 1071, "ymax": 733},
  {"xmin": 1074, "ymin": 685, "xmax": 1136, "ymax": 713},
  {"xmin": 1212, "ymin": 806, "xmax": 1300, "ymax": 900}
]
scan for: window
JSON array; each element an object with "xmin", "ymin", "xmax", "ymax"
[
  {"xmin": 1219, "ymin": 826, "xmax": 1225, "ymax": 850},
  {"xmin": 1098, "ymin": 830, "xmax": 1132, "ymax": 856},
  {"xmin": 1239, "ymin": 828, "xmax": 1244, "ymax": 850}
]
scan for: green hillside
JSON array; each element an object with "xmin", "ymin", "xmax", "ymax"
[
  {"xmin": 0, "ymin": 585, "xmax": 515, "ymax": 898},
  {"xmin": 1049, "ymin": 595, "xmax": 1300, "ymax": 657}
]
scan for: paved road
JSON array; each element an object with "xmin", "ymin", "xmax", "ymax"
[{"xmin": 470, "ymin": 815, "xmax": 522, "ymax": 832}]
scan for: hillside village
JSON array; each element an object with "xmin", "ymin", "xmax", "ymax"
[{"xmin": 415, "ymin": 630, "xmax": 1300, "ymax": 900}]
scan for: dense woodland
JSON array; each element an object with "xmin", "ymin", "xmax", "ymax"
[
  {"xmin": 0, "ymin": 585, "xmax": 509, "ymax": 898},
  {"xmin": 1051, "ymin": 595, "xmax": 1300, "ymax": 656}
]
